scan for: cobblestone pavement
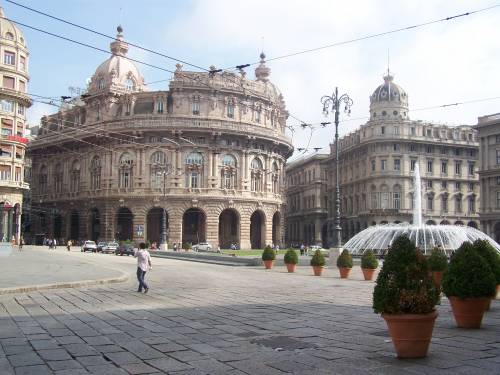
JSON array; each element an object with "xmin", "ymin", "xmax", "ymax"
[{"xmin": 0, "ymin": 249, "xmax": 499, "ymax": 374}]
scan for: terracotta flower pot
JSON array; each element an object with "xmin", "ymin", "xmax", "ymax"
[
  {"xmin": 431, "ymin": 271, "xmax": 443, "ymax": 287},
  {"xmin": 361, "ymin": 268, "xmax": 376, "ymax": 281},
  {"xmin": 496, "ymin": 284, "xmax": 500, "ymax": 299},
  {"xmin": 448, "ymin": 296, "xmax": 490, "ymax": 328},
  {"xmin": 382, "ymin": 310, "xmax": 438, "ymax": 358},
  {"xmin": 312, "ymin": 266, "xmax": 323, "ymax": 276},
  {"xmin": 263, "ymin": 260, "xmax": 274, "ymax": 269},
  {"xmin": 285, "ymin": 263, "xmax": 296, "ymax": 273},
  {"xmin": 339, "ymin": 267, "xmax": 351, "ymax": 279}
]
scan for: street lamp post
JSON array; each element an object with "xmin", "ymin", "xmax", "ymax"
[
  {"xmin": 321, "ymin": 87, "xmax": 353, "ymax": 249},
  {"xmin": 158, "ymin": 163, "xmax": 172, "ymax": 251}
]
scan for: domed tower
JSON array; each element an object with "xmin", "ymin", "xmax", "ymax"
[
  {"xmin": 0, "ymin": 7, "xmax": 31, "ymax": 243},
  {"xmin": 369, "ymin": 73, "xmax": 409, "ymax": 121}
]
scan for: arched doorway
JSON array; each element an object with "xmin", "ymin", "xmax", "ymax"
[
  {"xmin": 182, "ymin": 208, "xmax": 206, "ymax": 245},
  {"xmin": 272, "ymin": 212, "xmax": 281, "ymax": 246},
  {"xmin": 455, "ymin": 221, "xmax": 464, "ymax": 225},
  {"xmin": 116, "ymin": 207, "xmax": 133, "ymax": 241},
  {"xmin": 440, "ymin": 220, "xmax": 450, "ymax": 225},
  {"xmin": 54, "ymin": 214, "xmax": 63, "ymax": 240},
  {"xmin": 70, "ymin": 211, "xmax": 80, "ymax": 241},
  {"xmin": 90, "ymin": 208, "xmax": 100, "ymax": 241},
  {"xmin": 250, "ymin": 210, "xmax": 265, "ymax": 249},
  {"xmin": 218, "ymin": 209, "xmax": 239, "ymax": 249},
  {"xmin": 147, "ymin": 207, "xmax": 168, "ymax": 245},
  {"xmin": 425, "ymin": 220, "xmax": 436, "ymax": 225},
  {"xmin": 467, "ymin": 221, "xmax": 478, "ymax": 229}
]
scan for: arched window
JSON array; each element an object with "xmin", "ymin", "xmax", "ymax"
[
  {"xmin": 70, "ymin": 160, "xmax": 80, "ymax": 192},
  {"xmin": 220, "ymin": 154, "xmax": 236, "ymax": 189},
  {"xmin": 5, "ymin": 32, "xmax": 14, "ymax": 41},
  {"xmin": 250, "ymin": 158, "xmax": 263, "ymax": 192},
  {"xmin": 54, "ymin": 163, "xmax": 63, "ymax": 193},
  {"xmin": 119, "ymin": 152, "xmax": 133, "ymax": 188},
  {"xmin": 227, "ymin": 99, "xmax": 235, "ymax": 118},
  {"xmin": 90, "ymin": 156, "xmax": 101, "ymax": 190},
  {"xmin": 370, "ymin": 185, "xmax": 377, "ymax": 209},
  {"xmin": 39, "ymin": 165, "xmax": 48, "ymax": 191},
  {"xmin": 393, "ymin": 184, "xmax": 401, "ymax": 209},
  {"xmin": 150, "ymin": 151, "xmax": 167, "ymax": 190},
  {"xmin": 125, "ymin": 78, "xmax": 134, "ymax": 91},
  {"xmin": 96, "ymin": 102, "xmax": 101, "ymax": 121},
  {"xmin": 254, "ymin": 106, "xmax": 261, "ymax": 123},
  {"xmin": 97, "ymin": 78, "xmax": 105, "ymax": 90},
  {"xmin": 380, "ymin": 185, "xmax": 389, "ymax": 209},
  {"xmin": 185, "ymin": 152, "xmax": 203, "ymax": 188}
]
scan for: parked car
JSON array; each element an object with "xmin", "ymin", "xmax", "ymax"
[
  {"xmin": 81, "ymin": 240, "xmax": 97, "ymax": 253},
  {"xmin": 192, "ymin": 242, "xmax": 212, "ymax": 252},
  {"xmin": 115, "ymin": 244, "xmax": 135, "ymax": 256},
  {"xmin": 97, "ymin": 241, "xmax": 107, "ymax": 252},
  {"xmin": 308, "ymin": 245, "xmax": 327, "ymax": 255},
  {"xmin": 103, "ymin": 242, "xmax": 118, "ymax": 254}
]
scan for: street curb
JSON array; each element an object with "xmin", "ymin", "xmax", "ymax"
[
  {"xmin": 0, "ymin": 273, "xmax": 129, "ymax": 295},
  {"xmin": 151, "ymin": 251, "xmax": 261, "ymax": 266}
]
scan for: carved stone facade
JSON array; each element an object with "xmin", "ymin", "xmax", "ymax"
[
  {"xmin": 477, "ymin": 113, "xmax": 500, "ymax": 243},
  {"xmin": 285, "ymin": 74, "xmax": 480, "ymax": 247},
  {"xmin": 0, "ymin": 8, "xmax": 31, "ymax": 243},
  {"xmin": 28, "ymin": 27, "xmax": 293, "ymax": 248}
]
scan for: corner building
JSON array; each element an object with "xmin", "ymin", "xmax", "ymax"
[
  {"xmin": 28, "ymin": 27, "xmax": 293, "ymax": 248},
  {"xmin": 0, "ymin": 8, "xmax": 31, "ymax": 242}
]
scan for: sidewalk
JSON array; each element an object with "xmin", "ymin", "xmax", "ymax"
[{"xmin": 0, "ymin": 246, "xmax": 128, "ymax": 294}]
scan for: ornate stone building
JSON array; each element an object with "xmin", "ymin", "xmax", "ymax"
[
  {"xmin": 0, "ymin": 8, "xmax": 31, "ymax": 243},
  {"xmin": 28, "ymin": 27, "xmax": 293, "ymax": 248},
  {"xmin": 477, "ymin": 113, "xmax": 500, "ymax": 243},
  {"xmin": 285, "ymin": 74, "xmax": 480, "ymax": 247}
]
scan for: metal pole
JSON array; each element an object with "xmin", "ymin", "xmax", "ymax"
[
  {"xmin": 161, "ymin": 171, "xmax": 167, "ymax": 250},
  {"xmin": 334, "ymin": 87, "xmax": 341, "ymax": 249}
]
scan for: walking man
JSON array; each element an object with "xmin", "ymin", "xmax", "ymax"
[
  {"xmin": 135, "ymin": 242, "xmax": 152, "ymax": 293},
  {"xmin": 66, "ymin": 239, "xmax": 72, "ymax": 252}
]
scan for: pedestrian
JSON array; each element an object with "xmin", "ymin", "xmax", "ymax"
[
  {"xmin": 53, "ymin": 238, "xmax": 57, "ymax": 249},
  {"xmin": 67, "ymin": 239, "xmax": 72, "ymax": 252},
  {"xmin": 134, "ymin": 242, "xmax": 152, "ymax": 294},
  {"xmin": 300, "ymin": 243, "xmax": 305, "ymax": 256},
  {"xmin": 19, "ymin": 237, "xmax": 23, "ymax": 251},
  {"xmin": 173, "ymin": 243, "xmax": 177, "ymax": 252},
  {"xmin": 48, "ymin": 238, "xmax": 53, "ymax": 250}
]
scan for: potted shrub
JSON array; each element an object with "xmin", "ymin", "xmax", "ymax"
[
  {"xmin": 373, "ymin": 235, "xmax": 440, "ymax": 358},
  {"xmin": 473, "ymin": 239, "xmax": 500, "ymax": 306},
  {"xmin": 361, "ymin": 250, "xmax": 379, "ymax": 281},
  {"xmin": 442, "ymin": 242, "xmax": 496, "ymax": 328},
  {"xmin": 310, "ymin": 249, "xmax": 325, "ymax": 276},
  {"xmin": 284, "ymin": 249, "xmax": 299, "ymax": 273},
  {"xmin": 337, "ymin": 249, "xmax": 353, "ymax": 278},
  {"xmin": 183, "ymin": 243, "xmax": 191, "ymax": 252},
  {"xmin": 427, "ymin": 247, "xmax": 448, "ymax": 287},
  {"xmin": 262, "ymin": 245, "xmax": 275, "ymax": 269}
]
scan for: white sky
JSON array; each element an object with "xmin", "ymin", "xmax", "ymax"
[{"xmin": 16, "ymin": 0, "xmax": 500, "ymax": 159}]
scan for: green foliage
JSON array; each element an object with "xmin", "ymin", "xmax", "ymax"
[
  {"xmin": 361, "ymin": 250, "xmax": 379, "ymax": 269},
  {"xmin": 337, "ymin": 249, "xmax": 353, "ymax": 268},
  {"xmin": 473, "ymin": 240, "xmax": 500, "ymax": 284},
  {"xmin": 262, "ymin": 246, "xmax": 276, "ymax": 261},
  {"xmin": 427, "ymin": 247, "xmax": 448, "ymax": 272},
  {"xmin": 373, "ymin": 235, "xmax": 439, "ymax": 314},
  {"xmin": 145, "ymin": 241, "xmax": 151, "ymax": 248},
  {"xmin": 182, "ymin": 242, "xmax": 191, "ymax": 250},
  {"xmin": 442, "ymin": 242, "xmax": 496, "ymax": 299},
  {"xmin": 284, "ymin": 249, "xmax": 299, "ymax": 264},
  {"xmin": 124, "ymin": 239, "xmax": 132, "ymax": 245},
  {"xmin": 310, "ymin": 249, "xmax": 325, "ymax": 267}
]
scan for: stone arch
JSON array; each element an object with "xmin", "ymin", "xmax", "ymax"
[
  {"xmin": 147, "ymin": 207, "xmax": 168, "ymax": 245},
  {"xmin": 454, "ymin": 220, "xmax": 464, "ymax": 225},
  {"xmin": 89, "ymin": 208, "xmax": 100, "ymax": 241},
  {"xmin": 440, "ymin": 220, "xmax": 450, "ymax": 225},
  {"xmin": 182, "ymin": 207, "xmax": 206, "ymax": 245},
  {"xmin": 426, "ymin": 220, "xmax": 436, "ymax": 225},
  {"xmin": 250, "ymin": 210, "xmax": 266, "ymax": 249},
  {"xmin": 218, "ymin": 208, "xmax": 240, "ymax": 249},
  {"xmin": 70, "ymin": 210, "xmax": 80, "ymax": 241},
  {"xmin": 467, "ymin": 221, "xmax": 478, "ymax": 229},
  {"xmin": 116, "ymin": 207, "xmax": 133, "ymax": 241}
]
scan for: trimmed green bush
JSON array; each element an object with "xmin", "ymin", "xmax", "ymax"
[
  {"xmin": 284, "ymin": 249, "xmax": 299, "ymax": 264},
  {"xmin": 442, "ymin": 242, "xmax": 496, "ymax": 299},
  {"xmin": 310, "ymin": 250, "xmax": 325, "ymax": 267},
  {"xmin": 427, "ymin": 247, "xmax": 448, "ymax": 272},
  {"xmin": 361, "ymin": 250, "xmax": 379, "ymax": 269},
  {"xmin": 473, "ymin": 240, "xmax": 500, "ymax": 284},
  {"xmin": 373, "ymin": 235, "xmax": 439, "ymax": 314},
  {"xmin": 262, "ymin": 245, "xmax": 276, "ymax": 261},
  {"xmin": 182, "ymin": 242, "xmax": 191, "ymax": 250},
  {"xmin": 337, "ymin": 249, "xmax": 353, "ymax": 268}
]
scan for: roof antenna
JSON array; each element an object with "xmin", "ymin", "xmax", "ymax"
[{"xmin": 387, "ymin": 48, "xmax": 390, "ymax": 77}]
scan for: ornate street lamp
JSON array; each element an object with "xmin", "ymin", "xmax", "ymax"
[
  {"xmin": 321, "ymin": 87, "xmax": 353, "ymax": 248},
  {"xmin": 156, "ymin": 163, "xmax": 172, "ymax": 250}
]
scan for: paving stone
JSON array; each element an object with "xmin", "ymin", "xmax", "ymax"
[
  {"xmin": 14, "ymin": 365, "xmax": 52, "ymax": 375},
  {"xmin": 48, "ymin": 359, "xmax": 84, "ymax": 371},
  {"xmin": 29, "ymin": 339, "xmax": 61, "ymax": 350},
  {"xmin": 3, "ymin": 345, "xmax": 32, "ymax": 355},
  {"xmin": 63, "ymin": 343, "xmax": 98, "ymax": 356},
  {"xmin": 85, "ymin": 364, "xmax": 128, "ymax": 374},
  {"xmin": 120, "ymin": 362, "xmax": 162, "ymax": 374},
  {"xmin": 38, "ymin": 348, "xmax": 72, "ymax": 361},
  {"xmin": 55, "ymin": 370, "xmax": 91, "ymax": 375},
  {"xmin": 57, "ymin": 336, "xmax": 85, "ymax": 345},
  {"xmin": 152, "ymin": 343, "xmax": 187, "ymax": 353},
  {"xmin": 146, "ymin": 358, "xmax": 194, "ymax": 372},
  {"xmin": 104, "ymin": 351, "xmax": 141, "ymax": 365},
  {"xmin": 92, "ymin": 345, "xmax": 125, "ymax": 354},
  {"xmin": 77, "ymin": 355, "xmax": 110, "ymax": 366},
  {"xmin": 7, "ymin": 352, "xmax": 44, "ymax": 367}
]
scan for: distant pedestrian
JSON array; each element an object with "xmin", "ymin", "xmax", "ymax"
[
  {"xmin": 53, "ymin": 238, "xmax": 57, "ymax": 249},
  {"xmin": 67, "ymin": 239, "xmax": 72, "ymax": 252},
  {"xmin": 134, "ymin": 242, "xmax": 152, "ymax": 294},
  {"xmin": 300, "ymin": 244, "xmax": 305, "ymax": 256},
  {"xmin": 48, "ymin": 239, "xmax": 53, "ymax": 250},
  {"xmin": 19, "ymin": 237, "xmax": 23, "ymax": 251},
  {"xmin": 173, "ymin": 243, "xmax": 177, "ymax": 252}
]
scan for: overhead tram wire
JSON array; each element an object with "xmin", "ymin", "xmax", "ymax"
[
  {"xmin": 222, "ymin": 4, "xmax": 500, "ymax": 70},
  {"xmin": 5, "ymin": 0, "xmax": 209, "ymax": 72}
]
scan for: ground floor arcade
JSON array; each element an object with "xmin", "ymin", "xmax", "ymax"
[{"xmin": 29, "ymin": 198, "xmax": 283, "ymax": 249}]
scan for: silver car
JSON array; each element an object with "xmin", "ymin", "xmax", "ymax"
[
  {"xmin": 81, "ymin": 240, "xmax": 97, "ymax": 253},
  {"xmin": 192, "ymin": 242, "xmax": 212, "ymax": 252},
  {"xmin": 103, "ymin": 242, "xmax": 118, "ymax": 254}
]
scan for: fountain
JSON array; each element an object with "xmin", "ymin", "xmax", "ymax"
[{"xmin": 343, "ymin": 163, "xmax": 500, "ymax": 255}]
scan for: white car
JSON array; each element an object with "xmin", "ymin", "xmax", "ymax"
[
  {"xmin": 308, "ymin": 245, "xmax": 327, "ymax": 255},
  {"xmin": 81, "ymin": 240, "xmax": 97, "ymax": 252},
  {"xmin": 103, "ymin": 242, "xmax": 118, "ymax": 253},
  {"xmin": 192, "ymin": 242, "xmax": 212, "ymax": 252}
]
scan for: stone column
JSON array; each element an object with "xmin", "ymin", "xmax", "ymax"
[
  {"xmin": 168, "ymin": 208, "xmax": 183, "ymax": 247},
  {"xmin": 205, "ymin": 207, "xmax": 219, "ymax": 248},
  {"xmin": 314, "ymin": 218, "xmax": 322, "ymax": 244},
  {"xmin": 132, "ymin": 207, "xmax": 146, "ymax": 244},
  {"xmin": 16, "ymin": 210, "xmax": 22, "ymax": 244},
  {"xmin": 240, "ymin": 214, "xmax": 251, "ymax": 249}
]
